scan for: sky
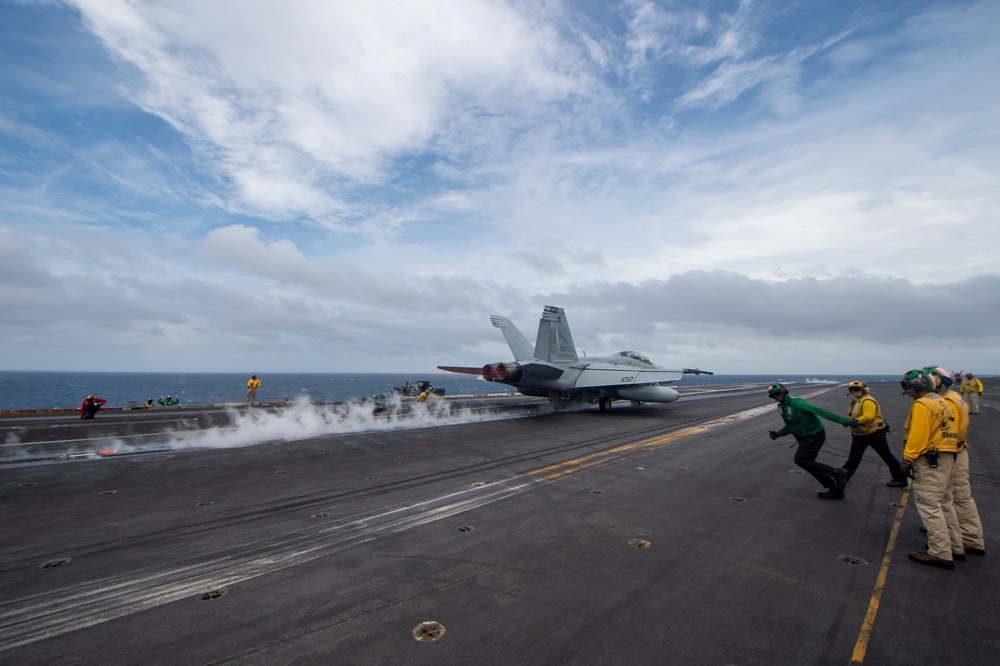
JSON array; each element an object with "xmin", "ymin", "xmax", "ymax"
[{"xmin": 1, "ymin": 0, "xmax": 998, "ymax": 376}]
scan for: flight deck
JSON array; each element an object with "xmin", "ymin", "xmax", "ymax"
[{"xmin": 1, "ymin": 382, "xmax": 997, "ymax": 664}]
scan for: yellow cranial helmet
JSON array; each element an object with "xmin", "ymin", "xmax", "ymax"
[{"xmin": 847, "ymin": 380, "xmax": 868, "ymax": 394}]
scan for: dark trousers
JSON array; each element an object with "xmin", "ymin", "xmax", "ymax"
[
  {"xmin": 793, "ymin": 431, "xmax": 838, "ymax": 489},
  {"xmin": 843, "ymin": 429, "xmax": 905, "ymax": 482},
  {"xmin": 82, "ymin": 406, "xmax": 100, "ymax": 419}
]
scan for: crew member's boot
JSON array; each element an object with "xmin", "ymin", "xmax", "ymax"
[{"xmin": 817, "ymin": 469, "xmax": 847, "ymax": 499}]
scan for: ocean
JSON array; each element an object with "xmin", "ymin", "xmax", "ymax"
[{"xmin": 0, "ymin": 371, "xmax": 900, "ymax": 412}]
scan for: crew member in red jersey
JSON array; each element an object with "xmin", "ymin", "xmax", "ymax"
[{"xmin": 80, "ymin": 394, "xmax": 107, "ymax": 419}]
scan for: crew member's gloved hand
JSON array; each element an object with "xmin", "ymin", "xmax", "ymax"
[
  {"xmin": 768, "ymin": 430, "xmax": 779, "ymax": 440},
  {"xmin": 900, "ymin": 459, "xmax": 914, "ymax": 479},
  {"xmin": 849, "ymin": 419, "xmax": 861, "ymax": 428}
]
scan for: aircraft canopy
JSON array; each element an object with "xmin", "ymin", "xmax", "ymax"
[{"xmin": 617, "ymin": 351, "xmax": 652, "ymax": 364}]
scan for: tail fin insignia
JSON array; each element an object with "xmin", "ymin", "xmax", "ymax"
[{"xmin": 534, "ymin": 305, "xmax": 578, "ymax": 363}]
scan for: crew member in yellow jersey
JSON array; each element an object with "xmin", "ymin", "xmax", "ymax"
[
  {"xmin": 245, "ymin": 374, "xmax": 261, "ymax": 406},
  {"xmin": 928, "ymin": 366, "xmax": 986, "ymax": 556},
  {"xmin": 900, "ymin": 368, "xmax": 960, "ymax": 570},
  {"xmin": 839, "ymin": 381, "xmax": 908, "ymax": 488},
  {"xmin": 960, "ymin": 372, "xmax": 984, "ymax": 415}
]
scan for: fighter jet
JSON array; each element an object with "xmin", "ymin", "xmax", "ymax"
[{"xmin": 439, "ymin": 305, "xmax": 712, "ymax": 411}]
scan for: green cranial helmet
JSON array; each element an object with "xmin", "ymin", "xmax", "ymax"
[
  {"xmin": 900, "ymin": 368, "xmax": 936, "ymax": 393},
  {"xmin": 767, "ymin": 382, "xmax": 787, "ymax": 398},
  {"xmin": 925, "ymin": 366, "xmax": 953, "ymax": 389}
]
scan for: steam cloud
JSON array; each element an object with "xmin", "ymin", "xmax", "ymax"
[{"xmin": 112, "ymin": 394, "xmax": 516, "ymax": 455}]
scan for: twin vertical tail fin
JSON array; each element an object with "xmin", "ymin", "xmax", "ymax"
[
  {"xmin": 534, "ymin": 305, "xmax": 578, "ymax": 363},
  {"xmin": 491, "ymin": 305, "xmax": 579, "ymax": 363},
  {"xmin": 490, "ymin": 315, "xmax": 535, "ymax": 362}
]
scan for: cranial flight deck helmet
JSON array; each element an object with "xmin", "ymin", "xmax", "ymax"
[
  {"xmin": 847, "ymin": 380, "xmax": 869, "ymax": 394},
  {"xmin": 925, "ymin": 366, "xmax": 954, "ymax": 389},
  {"xmin": 767, "ymin": 383, "xmax": 788, "ymax": 399},
  {"xmin": 900, "ymin": 368, "xmax": 937, "ymax": 393}
]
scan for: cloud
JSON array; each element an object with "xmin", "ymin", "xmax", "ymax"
[
  {"xmin": 49, "ymin": 0, "xmax": 998, "ymax": 286},
  {"xmin": 544, "ymin": 271, "xmax": 1000, "ymax": 374},
  {"xmin": 8, "ymin": 218, "xmax": 997, "ymax": 374},
  {"xmin": 584, "ymin": 271, "xmax": 1000, "ymax": 342},
  {"xmin": 70, "ymin": 0, "xmax": 594, "ymax": 222},
  {"xmin": 201, "ymin": 224, "xmax": 314, "ymax": 282},
  {"xmin": 1, "ymin": 1, "xmax": 999, "ymax": 375}
]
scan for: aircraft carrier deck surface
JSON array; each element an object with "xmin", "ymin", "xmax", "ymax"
[{"xmin": 1, "ymin": 382, "xmax": 997, "ymax": 664}]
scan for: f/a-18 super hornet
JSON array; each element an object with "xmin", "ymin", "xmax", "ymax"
[{"xmin": 439, "ymin": 305, "xmax": 712, "ymax": 411}]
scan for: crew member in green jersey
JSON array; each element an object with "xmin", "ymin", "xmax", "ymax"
[{"xmin": 767, "ymin": 383, "xmax": 853, "ymax": 500}]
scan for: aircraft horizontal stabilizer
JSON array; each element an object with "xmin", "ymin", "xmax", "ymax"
[
  {"xmin": 520, "ymin": 363, "xmax": 565, "ymax": 380},
  {"xmin": 682, "ymin": 368, "xmax": 714, "ymax": 375},
  {"xmin": 437, "ymin": 366, "xmax": 485, "ymax": 376}
]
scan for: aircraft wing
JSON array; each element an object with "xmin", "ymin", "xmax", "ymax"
[{"xmin": 574, "ymin": 366, "xmax": 683, "ymax": 389}]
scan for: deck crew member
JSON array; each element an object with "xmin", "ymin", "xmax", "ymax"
[
  {"xmin": 960, "ymin": 372, "xmax": 984, "ymax": 415},
  {"xmin": 840, "ymin": 381, "xmax": 908, "ymax": 488},
  {"xmin": 928, "ymin": 366, "xmax": 986, "ymax": 556},
  {"xmin": 246, "ymin": 374, "xmax": 261, "ymax": 406},
  {"xmin": 900, "ymin": 369, "xmax": 960, "ymax": 570},
  {"xmin": 80, "ymin": 394, "xmax": 107, "ymax": 419},
  {"xmin": 766, "ymin": 383, "xmax": 853, "ymax": 500}
]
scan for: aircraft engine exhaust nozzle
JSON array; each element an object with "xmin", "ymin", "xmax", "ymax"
[
  {"xmin": 616, "ymin": 385, "xmax": 680, "ymax": 403},
  {"xmin": 482, "ymin": 362, "xmax": 522, "ymax": 383}
]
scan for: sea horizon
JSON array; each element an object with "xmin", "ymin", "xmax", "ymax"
[{"xmin": 0, "ymin": 370, "xmax": 906, "ymax": 412}]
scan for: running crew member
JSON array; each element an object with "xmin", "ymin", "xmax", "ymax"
[{"xmin": 767, "ymin": 383, "xmax": 853, "ymax": 500}]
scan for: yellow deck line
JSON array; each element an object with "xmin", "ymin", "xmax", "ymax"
[
  {"xmin": 851, "ymin": 490, "xmax": 910, "ymax": 663},
  {"xmin": 525, "ymin": 382, "xmax": 904, "ymax": 666},
  {"xmin": 527, "ymin": 403, "xmax": 774, "ymax": 480}
]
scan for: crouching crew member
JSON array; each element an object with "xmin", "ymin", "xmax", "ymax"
[
  {"xmin": 901, "ymin": 369, "xmax": 960, "ymax": 570},
  {"xmin": 80, "ymin": 395, "xmax": 107, "ymax": 419},
  {"xmin": 766, "ymin": 383, "xmax": 853, "ymax": 500}
]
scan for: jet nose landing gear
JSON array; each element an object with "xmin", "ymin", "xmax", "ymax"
[{"xmin": 598, "ymin": 397, "xmax": 613, "ymax": 412}]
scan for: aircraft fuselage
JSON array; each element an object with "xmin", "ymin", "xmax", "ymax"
[{"xmin": 440, "ymin": 306, "xmax": 699, "ymax": 410}]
